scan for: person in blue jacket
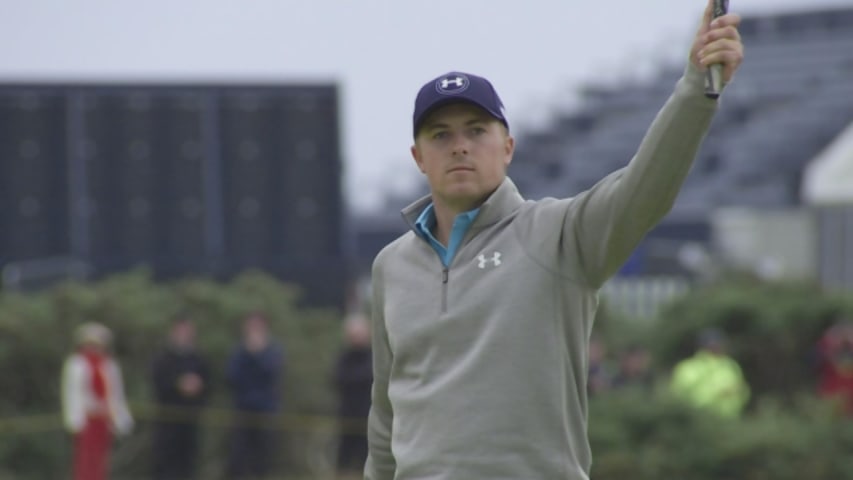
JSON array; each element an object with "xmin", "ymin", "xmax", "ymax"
[{"xmin": 225, "ymin": 311, "xmax": 284, "ymax": 479}]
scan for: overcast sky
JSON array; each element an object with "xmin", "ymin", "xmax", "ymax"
[{"xmin": 2, "ymin": 0, "xmax": 850, "ymax": 212}]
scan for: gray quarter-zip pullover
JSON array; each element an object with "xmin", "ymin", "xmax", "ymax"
[{"xmin": 365, "ymin": 62, "xmax": 719, "ymax": 480}]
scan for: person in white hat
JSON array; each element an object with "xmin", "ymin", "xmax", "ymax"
[{"xmin": 61, "ymin": 322, "xmax": 134, "ymax": 480}]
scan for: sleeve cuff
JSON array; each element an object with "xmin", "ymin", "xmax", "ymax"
[{"xmin": 678, "ymin": 61, "xmax": 724, "ymax": 103}]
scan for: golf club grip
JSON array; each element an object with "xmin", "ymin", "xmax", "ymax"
[{"xmin": 705, "ymin": 0, "xmax": 729, "ymax": 99}]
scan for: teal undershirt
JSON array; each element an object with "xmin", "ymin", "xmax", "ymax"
[{"xmin": 414, "ymin": 203, "xmax": 480, "ymax": 268}]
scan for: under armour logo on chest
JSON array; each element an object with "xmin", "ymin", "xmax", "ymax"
[{"xmin": 477, "ymin": 252, "xmax": 502, "ymax": 269}]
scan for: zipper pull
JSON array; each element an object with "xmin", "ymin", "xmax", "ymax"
[{"xmin": 442, "ymin": 268, "xmax": 449, "ymax": 284}]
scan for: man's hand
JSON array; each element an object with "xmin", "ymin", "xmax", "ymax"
[
  {"xmin": 690, "ymin": 0, "xmax": 744, "ymax": 84},
  {"xmin": 177, "ymin": 373, "xmax": 203, "ymax": 397}
]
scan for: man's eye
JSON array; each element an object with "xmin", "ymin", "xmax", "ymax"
[
  {"xmin": 471, "ymin": 127, "xmax": 486, "ymax": 135},
  {"xmin": 432, "ymin": 131, "xmax": 448, "ymax": 140}
]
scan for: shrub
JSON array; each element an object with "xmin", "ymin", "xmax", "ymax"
[
  {"xmin": 590, "ymin": 390, "xmax": 853, "ymax": 480},
  {"xmin": 0, "ymin": 269, "xmax": 344, "ymax": 479},
  {"xmin": 652, "ymin": 278, "xmax": 853, "ymax": 402}
]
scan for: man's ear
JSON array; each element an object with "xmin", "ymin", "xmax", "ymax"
[
  {"xmin": 411, "ymin": 144, "xmax": 426, "ymax": 174},
  {"xmin": 504, "ymin": 135, "xmax": 515, "ymax": 168}
]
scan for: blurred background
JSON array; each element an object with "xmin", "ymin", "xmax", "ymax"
[{"xmin": 1, "ymin": 0, "xmax": 852, "ymax": 478}]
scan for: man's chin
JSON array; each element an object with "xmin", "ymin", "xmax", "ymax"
[
  {"xmin": 440, "ymin": 187, "xmax": 491, "ymax": 210},
  {"xmin": 443, "ymin": 186, "xmax": 479, "ymax": 201}
]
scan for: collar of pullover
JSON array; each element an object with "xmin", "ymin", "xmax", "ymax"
[{"xmin": 401, "ymin": 176, "xmax": 525, "ymax": 235}]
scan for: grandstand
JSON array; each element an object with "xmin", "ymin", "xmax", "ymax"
[
  {"xmin": 0, "ymin": 84, "xmax": 349, "ymax": 308},
  {"xmin": 510, "ymin": 6, "xmax": 853, "ymax": 219}
]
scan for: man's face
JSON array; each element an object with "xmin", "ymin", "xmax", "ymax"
[
  {"xmin": 411, "ymin": 103, "xmax": 514, "ymax": 211},
  {"xmin": 345, "ymin": 318, "xmax": 371, "ymax": 348},
  {"xmin": 243, "ymin": 315, "xmax": 269, "ymax": 338},
  {"xmin": 623, "ymin": 350, "xmax": 650, "ymax": 375},
  {"xmin": 81, "ymin": 340, "xmax": 105, "ymax": 354},
  {"xmin": 171, "ymin": 320, "xmax": 196, "ymax": 349},
  {"xmin": 243, "ymin": 314, "xmax": 270, "ymax": 352}
]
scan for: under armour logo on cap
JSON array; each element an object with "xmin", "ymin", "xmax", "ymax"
[{"xmin": 436, "ymin": 74, "xmax": 470, "ymax": 95}]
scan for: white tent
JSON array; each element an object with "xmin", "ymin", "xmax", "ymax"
[{"xmin": 802, "ymin": 121, "xmax": 853, "ymax": 206}]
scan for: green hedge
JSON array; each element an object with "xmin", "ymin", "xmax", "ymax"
[
  {"xmin": 652, "ymin": 278, "xmax": 853, "ymax": 401},
  {"xmin": 589, "ymin": 277, "xmax": 853, "ymax": 479},
  {"xmin": 590, "ymin": 389, "xmax": 853, "ymax": 480},
  {"xmin": 2, "ymin": 272, "xmax": 853, "ymax": 479},
  {"xmin": 0, "ymin": 269, "xmax": 344, "ymax": 479}
]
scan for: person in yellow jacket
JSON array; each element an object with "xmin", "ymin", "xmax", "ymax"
[{"xmin": 670, "ymin": 329, "xmax": 750, "ymax": 418}]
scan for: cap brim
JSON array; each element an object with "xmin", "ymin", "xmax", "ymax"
[{"xmin": 414, "ymin": 98, "xmax": 506, "ymax": 137}]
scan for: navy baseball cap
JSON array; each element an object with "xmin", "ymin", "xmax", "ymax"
[{"xmin": 412, "ymin": 71, "xmax": 508, "ymax": 137}]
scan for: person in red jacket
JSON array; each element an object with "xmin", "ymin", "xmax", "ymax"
[
  {"xmin": 817, "ymin": 319, "xmax": 853, "ymax": 415},
  {"xmin": 61, "ymin": 322, "xmax": 134, "ymax": 480}
]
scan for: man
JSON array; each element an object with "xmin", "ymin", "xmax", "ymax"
[
  {"xmin": 365, "ymin": 2, "xmax": 744, "ymax": 479},
  {"xmin": 150, "ymin": 314, "xmax": 210, "ymax": 480},
  {"xmin": 225, "ymin": 312, "xmax": 284, "ymax": 479},
  {"xmin": 334, "ymin": 312, "xmax": 373, "ymax": 477},
  {"xmin": 611, "ymin": 344, "xmax": 655, "ymax": 391},
  {"xmin": 587, "ymin": 335, "xmax": 613, "ymax": 396},
  {"xmin": 61, "ymin": 322, "xmax": 134, "ymax": 480},
  {"xmin": 670, "ymin": 329, "xmax": 750, "ymax": 418}
]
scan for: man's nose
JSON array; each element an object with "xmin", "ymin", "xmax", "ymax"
[{"xmin": 451, "ymin": 136, "xmax": 470, "ymax": 156}]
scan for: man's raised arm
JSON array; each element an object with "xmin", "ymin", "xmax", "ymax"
[{"xmin": 567, "ymin": 1, "xmax": 743, "ymax": 287}]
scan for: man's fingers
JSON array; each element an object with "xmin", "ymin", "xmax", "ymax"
[
  {"xmin": 695, "ymin": 0, "xmax": 715, "ymax": 36},
  {"xmin": 699, "ymin": 50, "xmax": 742, "ymax": 68},
  {"xmin": 710, "ymin": 13, "xmax": 742, "ymax": 30},
  {"xmin": 698, "ymin": 38, "xmax": 743, "ymax": 60},
  {"xmin": 704, "ymin": 25, "xmax": 741, "ymax": 43},
  {"xmin": 698, "ymin": 47, "xmax": 744, "ymax": 70},
  {"xmin": 698, "ymin": 37, "xmax": 744, "ymax": 60},
  {"xmin": 702, "ymin": 0, "xmax": 715, "ymax": 26},
  {"xmin": 691, "ymin": 2, "xmax": 745, "ymax": 82}
]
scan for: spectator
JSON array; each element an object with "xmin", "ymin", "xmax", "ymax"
[
  {"xmin": 150, "ymin": 314, "xmax": 211, "ymax": 480},
  {"xmin": 61, "ymin": 322, "xmax": 133, "ymax": 480},
  {"xmin": 225, "ymin": 312, "xmax": 284, "ymax": 479},
  {"xmin": 588, "ymin": 335, "xmax": 613, "ymax": 396},
  {"xmin": 612, "ymin": 345, "xmax": 654, "ymax": 390},
  {"xmin": 334, "ymin": 312, "xmax": 373, "ymax": 478},
  {"xmin": 816, "ymin": 318, "xmax": 853, "ymax": 416},
  {"xmin": 670, "ymin": 328, "xmax": 750, "ymax": 418}
]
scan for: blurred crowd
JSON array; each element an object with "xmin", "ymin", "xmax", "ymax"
[
  {"xmin": 60, "ymin": 312, "xmax": 373, "ymax": 480},
  {"xmin": 588, "ymin": 316, "xmax": 853, "ymax": 420},
  {"xmin": 59, "ymin": 309, "xmax": 853, "ymax": 480}
]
